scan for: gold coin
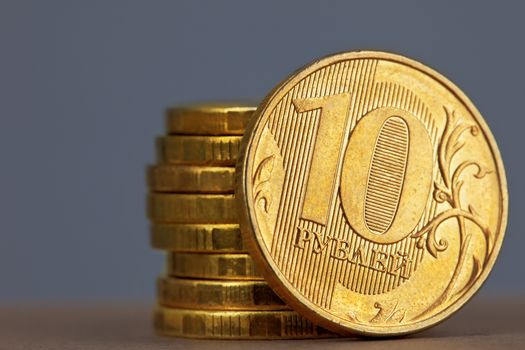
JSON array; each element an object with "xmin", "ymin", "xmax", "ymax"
[
  {"xmin": 147, "ymin": 193, "xmax": 237, "ymax": 224},
  {"xmin": 167, "ymin": 253, "xmax": 263, "ymax": 280},
  {"xmin": 237, "ymin": 51, "xmax": 507, "ymax": 336},
  {"xmin": 147, "ymin": 164, "xmax": 235, "ymax": 193},
  {"xmin": 157, "ymin": 277, "xmax": 288, "ymax": 310},
  {"xmin": 154, "ymin": 307, "xmax": 336, "ymax": 339},
  {"xmin": 150, "ymin": 223, "xmax": 246, "ymax": 252},
  {"xmin": 160, "ymin": 135, "xmax": 242, "ymax": 166},
  {"xmin": 166, "ymin": 102, "xmax": 255, "ymax": 135}
]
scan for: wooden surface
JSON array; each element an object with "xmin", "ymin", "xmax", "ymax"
[{"xmin": 0, "ymin": 296, "xmax": 523, "ymax": 349}]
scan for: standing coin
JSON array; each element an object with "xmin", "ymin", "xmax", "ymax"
[
  {"xmin": 166, "ymin": 102, "xmax": 255, "ymax": 135},
  {"xmin": 237, "ymin": 51, "xmax": 507, "ymax": 336}
]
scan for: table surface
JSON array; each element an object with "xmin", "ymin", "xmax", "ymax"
[{"xmin": 0, "ymin": 296, "xmax": 524, "ymax": 350}]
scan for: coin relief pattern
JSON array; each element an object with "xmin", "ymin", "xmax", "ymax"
[
  {"xmin": 255, "ymin": 59, "xmax": 439, "ymax": 299},
  {"xmin": 243, "ymin": 54, "xmax": 505, "ymax": 334}
]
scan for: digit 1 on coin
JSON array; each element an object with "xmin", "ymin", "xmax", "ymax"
[{"xmin": 293, "ymin": 93, "xmax": 352, "ymax": 225}]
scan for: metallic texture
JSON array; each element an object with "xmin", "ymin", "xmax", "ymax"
[
  {"xmin": 154, "ymin": 307, "xmax": 335, "ymax": 339},
  {"xmin": 148, "ymin": 165, "xmax": 236, "ymax": 193},
  {"xmin": 237, "ymin": 51, "xmax": 507, "ymax": 336},
  {"xmin": 150, "ymin": 223, "xmax": 246, "ymax": 253},
  {"xmin": 166, "ymin": 102, "xmax": 255, "ymax": 135},
  {"xmin": 157, "ymin": 277, "xmax": 288, "ymax": 310},
  {"xmin": 147, "ymin": 193, "xmax": 237, "ymax": 224},
  {"xmin": 167, "ymin": 253, "xmax": 264, "ymax": 280},
  {"xmin": 161, "ymin": 135, "xmax": 242, "ymax": 166}
]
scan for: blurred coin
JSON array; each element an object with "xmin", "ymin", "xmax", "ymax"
[
  {"xmin": 166, "ymin": 252, "xmax": 263, "ymax": 280},
  {"xmin": 157, "ymin": 277, "xmax": 288, "ymax": 310},
  {"xmin": 166, "ymin": 102, "xmax": 255, "ymax": 135},
  {"xmin": 147, "ymin": 193, "xmax": 237, "ymax": 224},
  {"xmin": 147, "ymin": 164, "xmax": 235, "ymax": 193},
  {"xmin": 160, "ymin": 135, "xmax": 241, "ymax": 166},
  {"xmin": 150, "ymin": 223, "xmax": 246, "ymax": 253},
  {"xmin": 154, "ymin": 307, "xmax": 336, "ymax": 339}
]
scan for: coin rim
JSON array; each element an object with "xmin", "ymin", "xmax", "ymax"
[
  {"xmin": 157, "ymin": 276, "xmax": 290, "ymax": 310},
  {"xmin": 147, "ymin": 164, "xmax": 236, "ymax": 193},
  {"xmin": 166, "ymin": 252, "xmax": 264, "ymax": 280},
  {"xmin": 150, "ymin": 223, "xmax": 247, "ymax": 252},
  {"xmin": 236, "ymin": 50, "xmax": 508, "ymax": 336},
  {"xmin": 154, "ymin": 307, "xmax": 336, "ymax": 339},
  {"xmin": 162, "ymin": 135, "xmax": 243, "ymax": 166},
  {"xmin": 147, "ymin": 193, "xmax": 238, "ymax": 224},
  {"xmin": 166, "ymin": 102, "xmax": 256, "ymax": 135}
]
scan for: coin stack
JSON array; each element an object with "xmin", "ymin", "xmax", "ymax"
[{"xmin": 146, "ymin": 103, "xmax": 333, "ymax": 339}]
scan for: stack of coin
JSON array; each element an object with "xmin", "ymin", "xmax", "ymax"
[
  {"xmin": 146, "ymin": 51, "xmax": 508, "ymax": 339},
  {"xmin": 146, "ymin": 103, "xmax": 333, "ymax": 339}
]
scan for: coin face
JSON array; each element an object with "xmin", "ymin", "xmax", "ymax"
[{"xmin": 237, "ymin": 51, "xmax": 508, "ymax": 336}]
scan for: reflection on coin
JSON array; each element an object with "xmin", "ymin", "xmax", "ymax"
[
  {"xmin": 150, "ymin": 223, "xmax": 246, "ymax": 253},
  {"xmin": 148, "ymin": 165, "xmax": 236, "ymax": 193},
  {"xmin": 147, "ymin": 193, "xmax": 237, "ymax": 224},
  {"xmin": 155, "ymin": 307, "xmax": 336, "ymax": 339},
  {"xmin": 166, "ymin": 102, "xmax": 255, "ymax": 135},
  {"xmin": 237, "ymin": 51, "xmax": 507, "ymax": 336},
  {"xmin": 167, "ymin": 253, "xmax": 264, "ymax": 280},
  {"xmin": 160, "ymin": 135, "xmax": 242, "ymax": 166},
  {"xmin": 157, "ymin": 277, "xmax": 288, "ymax": 310}
]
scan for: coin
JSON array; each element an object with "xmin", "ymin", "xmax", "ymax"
[
  {"xmin": 157, "ymin": 277, "xmax": 288, "ymax": 310},
  {"xmin": 166, "ymin": 102, "xmax": 255, "ymax": 135},
  {"xmin": 147, "ymin": 193, "xmax": 237, "ymax": 224},
  {"xmin": 167, "ymin": 253, "xmax": 263, "ymax": 280},
  {"xmin": 147, "ymin": 164, "xmax": 236, "ymax": 193},
  {"xmin": 236, "ymin": 51, "xmax": 508, "ymax": 336},
  {"xmin": 154, "ymin": 307, "xmax": 336, "ymax": 339},
  {"xmin": 160, "ymin": 135, "xmax": 242, "ymax": 165},
  {"xmin": 150, "ymin": 223, "xmax": 246, "ymax": 253}
]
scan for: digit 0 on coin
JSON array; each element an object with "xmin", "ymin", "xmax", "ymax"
[{"xmin": 237, "ymin": 51, "xmax": 507, "ymax": 336}]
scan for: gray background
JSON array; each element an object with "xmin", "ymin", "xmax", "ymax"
[{"xmin": 0, "ymin": 0, "xmax": 523, "ymax": 300}]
